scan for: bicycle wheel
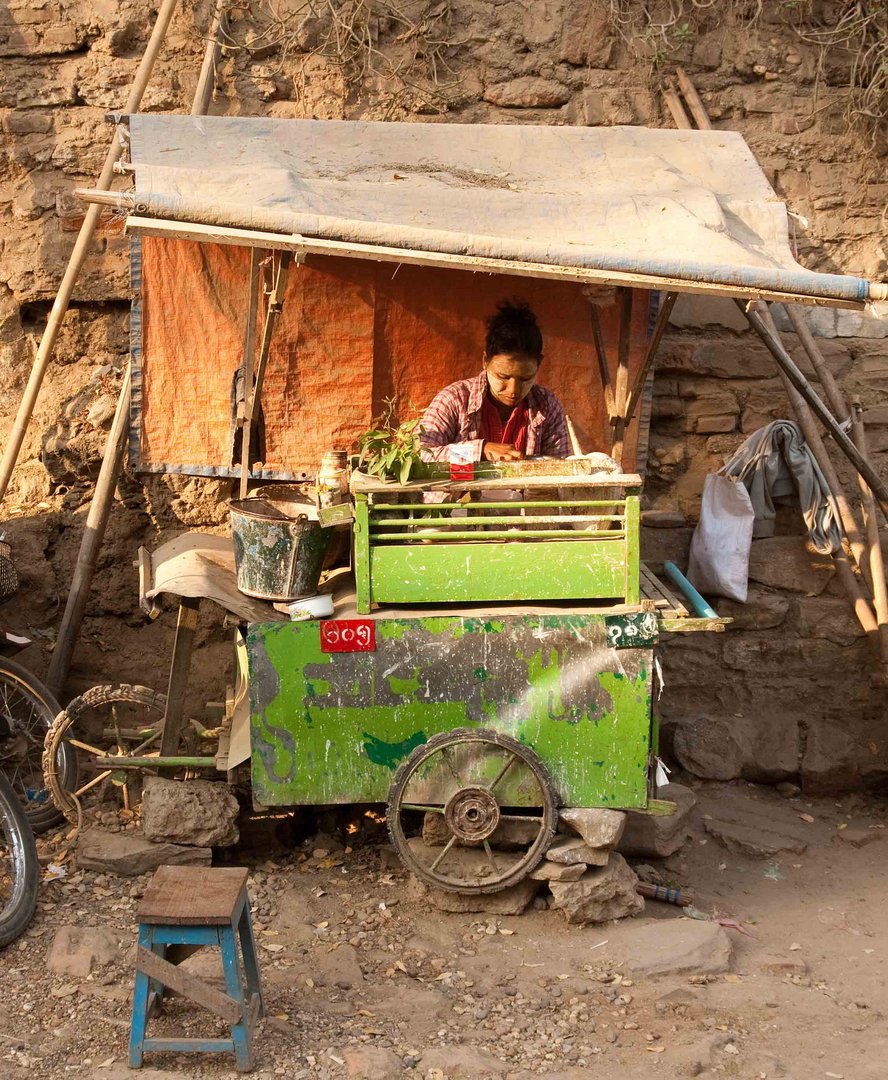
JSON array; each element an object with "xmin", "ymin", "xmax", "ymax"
[
  {"xmin": 0, "ymin": 658, "xmax": 78, "ymax": 832},
  {"xmin": 0, "ymin": 769, "xmax": 39, "ymax": 948}
]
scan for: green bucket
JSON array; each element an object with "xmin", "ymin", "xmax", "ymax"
[{"xmin": 229, "ymin": 495, "xmax": 329, "ymax": 601}]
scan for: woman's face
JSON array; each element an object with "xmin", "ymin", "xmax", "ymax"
[{"xmin": 484, "ymin": 352, "xmax": 540, "ymax": 408}]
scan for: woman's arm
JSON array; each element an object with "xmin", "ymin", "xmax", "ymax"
[{"xmin": 419, "ymin": 384, "xmax": 485, "ymax": 463}]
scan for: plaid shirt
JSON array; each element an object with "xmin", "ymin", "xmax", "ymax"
[{"xmin": 419, "ymin": 371, "xmax": 570, "ymax": 462}]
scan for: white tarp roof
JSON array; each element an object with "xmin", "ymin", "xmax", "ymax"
[{"xmin": 122, "ymin": 115, "xmax": 878, "ymax": 305}]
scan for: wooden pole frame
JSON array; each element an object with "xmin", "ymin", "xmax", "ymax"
[
  {"xmin": 738, "ymin": 300, "xmax": 888, "ymax": 521},
  {"xmin": 0, "ymin": 0, "xmax": 181, "ymax": 505},
  {"xmin": 47, "ymin": 4, "xmax": 230, "ymax": 698}
]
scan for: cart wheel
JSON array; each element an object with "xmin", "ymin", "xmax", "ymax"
[
  {"xmin": 387, "ymin": 728, "xmax": 558, "ymax": 895},
  {"xmin": 42, "ymin": 685, "xmax": 167, "ymax": 825}
]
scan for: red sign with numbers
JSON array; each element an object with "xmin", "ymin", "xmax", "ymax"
[
  {"xmin": 450, "ymin": 462, "xmax": 475, "ymax": 482},
  {"xmin": 319, "ymin": 620, "xmax": 376, "ymax": 652}
]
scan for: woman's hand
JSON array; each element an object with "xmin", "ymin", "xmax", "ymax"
[{"xmin": 482, "ymin": 442, "xmax": 523, "ymax": 462}]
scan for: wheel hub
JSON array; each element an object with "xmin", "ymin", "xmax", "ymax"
[{"xmin": 444, "ymin": 786, "xmax": 501, "ymax": 842}]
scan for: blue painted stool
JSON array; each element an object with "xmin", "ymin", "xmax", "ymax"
[{"xmin": 129, "ymin": 865, "xmax": 264, "ymax": 1072}]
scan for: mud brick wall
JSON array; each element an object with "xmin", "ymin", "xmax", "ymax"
[{"xmin": 0, "ymin": 1, "xmax": 886, "ymax": 793}]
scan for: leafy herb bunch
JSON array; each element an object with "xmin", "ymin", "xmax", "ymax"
[{"xmin": 357, "ymin": 400, "xmax": 428, "ymax": 485}]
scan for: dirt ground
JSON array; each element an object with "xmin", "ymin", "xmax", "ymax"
[{"xmin": 2, "ymin": 781, "xmax": 887, "ymax": 1080}]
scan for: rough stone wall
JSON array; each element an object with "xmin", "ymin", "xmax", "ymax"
[{"xmin": 0, "ymin": 1, "xmax": 886, "ymax": 792}]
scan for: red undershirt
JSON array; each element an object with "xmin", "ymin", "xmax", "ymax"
[{"xmin": 479, "ymin": 393, "xmax": 529, "ymax": 453}]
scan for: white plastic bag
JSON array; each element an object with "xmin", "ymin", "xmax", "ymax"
[{"xmin": 687, "ymin": 473, "xmax": 755, "ymax": 602}]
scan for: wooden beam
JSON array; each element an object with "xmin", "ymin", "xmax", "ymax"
[
  {"xmin": 588, "ymin": 304, "xmax": 615, "ymax": 417},
  {"xmin": 850, "ymin": 397, "xmax": 888, "ymax": 668},
  {"xmin": 118, "ymin": 213, "xmax": 872, "ymax": 308}
]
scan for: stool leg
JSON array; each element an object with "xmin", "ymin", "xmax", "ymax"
[
  {"xmin": 219, "ymin": 926, "xmax": 253, "ymax": 1072},
  {"xmin": 129, "ymin": 926, "xmax": 154, "ymax": 1068},
  {"xmin": 237, "ymin": 903, "xmax": 264, "ymax": 1019}
]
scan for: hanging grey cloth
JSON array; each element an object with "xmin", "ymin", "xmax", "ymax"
[{"xmin": 721, "ymin": 420, "xmax": 842, "ymax": 555}]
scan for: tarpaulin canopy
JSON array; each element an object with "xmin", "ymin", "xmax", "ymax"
[{"xmin": 118, "ymin": 115, "xmax": 882, "ymax": 305}]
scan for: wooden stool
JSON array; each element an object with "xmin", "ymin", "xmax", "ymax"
[{"xmin": 129, "ymin": 865, "xmax": 264, "ymax": 1072}]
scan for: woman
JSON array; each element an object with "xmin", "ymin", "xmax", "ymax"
[{"xmin": 420, "ymin": 300, "xmax": 570, "ymax": 463}]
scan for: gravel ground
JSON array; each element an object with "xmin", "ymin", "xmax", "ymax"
[{"xmin": 2, "ymin": 783, "xmax": 887, "ymax": 1080}]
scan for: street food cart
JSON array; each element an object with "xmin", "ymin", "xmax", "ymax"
[{"xmin": 44, "ymin": 115, "xmax": 885, "ymax": 894}]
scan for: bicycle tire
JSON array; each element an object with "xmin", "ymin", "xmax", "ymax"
[
  {"xmin": 0, "ymin": 769, "xmax": 39, "ymax": 948},
  {"xmin": 0, "ymin": 657, "xmax": 78, "ymax": 832}
]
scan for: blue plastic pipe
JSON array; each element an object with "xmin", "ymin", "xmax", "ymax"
[{"xmin": 662, "ymin": 562, "xmax": 719, "ymax": 619}]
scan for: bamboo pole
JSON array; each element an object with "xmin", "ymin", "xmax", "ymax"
[
  {"xmin": 737, "ymin": 301, "xmax": 888, "ymax": 520},
  {"xmin": 46, "ymin": 7, "xmax": 230, "ymax": 698},
  {"xmin": 46, "ymin": 366, "xmax": 132, "ymax": 696},
  {"xmin": 191, "ymin": 0, "xmax": 228, "ymax": 117},
  {"xmin": 0, "ymin": 0, "xmax": 180, "ymax": 505},
  {"xmin": 850, "ymin": 398, "xmax": 888, "ymax": 666},
  {"xmin": 783, "ymin": 304, "xmax": 850, "ymax": 422}
]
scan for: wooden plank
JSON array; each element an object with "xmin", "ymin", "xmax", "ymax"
[
  {"xmin": 640, "ymin": 563, "xmax": 689, "ymax": 617},
  {"xmin": 238, "ymin": 249, "xmax": 262, "ymax": 499},
  {"xmin": 122, "ymin": 216, "xmax": 868, "ymax": 310},
  {"xmin": 135, "ymin": 946, "xmax": 243, "ymax": 1025},
  {"xmin": 138, "ymin": 866, "xmax": 248, "ymax": 924},
  {"xmin": 589, "ymin": 305, "xmax": 615, "ymax": 417},
  {"xmin": 610, "ymin": 287, "xmax": 634, "ymax": 462},
  {"xmin": 659, "ymin": 617, "xmax": 730, "ymax": 633}
]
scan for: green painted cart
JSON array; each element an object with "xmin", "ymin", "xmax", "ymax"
[{"xmin": 249, "ymin": 459, "xmax": 725, "ymax": 894}]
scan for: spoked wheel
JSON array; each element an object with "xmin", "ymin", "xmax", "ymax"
[
  {"xmin": 387, "ymin": 728, "xmax": 558, "ymax": 894},
  {"xmin": 0, "ymin": 657, "xmax": 77, "ymax": 832},
  {"xmin": 0, "ymin": 769, "xmax": 39, "ymax": 948},
  {"xmin": 43, "ymin": 685, "xmax": 167, "ymax": 826}
]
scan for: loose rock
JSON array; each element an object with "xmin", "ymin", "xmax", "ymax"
[
  {"xmin": 76, "ymin": 827, "xmax": 212, "ymax": 876},
  {"xmin": 546, "ymin": 836, "xmax": 609, "ymax": 866},
  {"xmin": 342, "ymin": 1045, "xmax": 403, "ymax": 1079},
  {"xmin": 549, "ymin": 853, "xmax": 643, "ymax": 925},
  {"xmin": 558, "ymin": 808, "xmax": 626, "ymax": 849},
  {"xmin": 47, "ymin": 926, "xmax": 124, "ymax": 977},
  {"xmin": 141, "ymin": 776, "xmax": 240, "ymax": 847},
  {"xmin": 701, "ymin": 793, "xmax": 809, "ymax": 856},
  {"xmin": 623, "ymin": 919, "xmax": 733, "ymax": 976},
  {"xmin": 529, "ymin": 859, "xmax": 586, "ymax": 882},
  {"xmin": 619, "ymin": 783, "xmax": 696, "ymax": 858}
]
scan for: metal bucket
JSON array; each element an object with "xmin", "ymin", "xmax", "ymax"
[{"xmin": 229, "ymin": 495, "xmax": 329, "ymax": 601}]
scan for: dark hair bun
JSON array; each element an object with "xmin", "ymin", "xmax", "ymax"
[{"xmin": 485, "ymin": 298, "xmax": 543, "ymax": 361}]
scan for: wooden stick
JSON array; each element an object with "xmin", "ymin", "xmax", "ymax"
[
  {"xmin": 610, "ymin": 287, "xmax": 633, "ymax": 464},
  {"xmin": 756, "ymin": 305, "xmax": 870, "ymax": 585},
  {"xmin": 746, "ymin": 303, "xmax": 878, "ymax": 642},
  {"xmin": 191, "ymin": 0, "xmax": 228, "ymax": 117},
  {"xmin": 850, "ymin": 398, "xmax": 888, "ymax": 665},
  {"xmin": 675, "ymin": 67, "xmax": 713, "ymax": 129},
  {"xmin": 238, "ymin": 249, "xmax": 262, "ymax": 499},
  {"xmin": 0, "ymin": 0, "xmax": 180, "ymax": 505},
  {"xmin": 737, "ymin": 300, "xmax": 888, "ymax": 521},
  {"xmin": 783, "ymin": 304, "xmax": 850, "ymax": 422},
  {"xmin": 624, "ymin": 291, "xmax": 678, "ymax": 429},
  {"xmin": 663, "ymin": 80, "xmax": 692, "ymax": 128},
  {"xmin": 564, "ymin": 415, "xmax": 585, "ymax": 456},
  {"xmin": 46, "ymin": 366, "xmax": 133, "ymax": 697},
  {"xmin": 250, "ymin": 252, "xmax": 293, "ymax": 423},
  {"xmin": 588, "ymin": 305, "xmax": 615, "ymax": 417},
  {"xmin": 46, "ymin": 6, "xmax": 229, "ymax": 698}
]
